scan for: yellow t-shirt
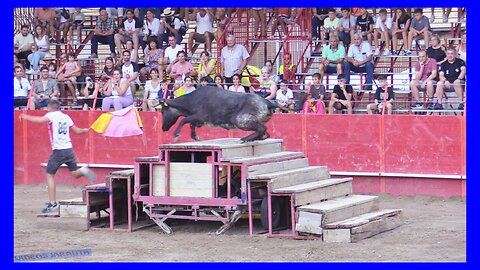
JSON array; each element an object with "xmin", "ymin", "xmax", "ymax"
[{"xmin": 196, "ymin": 59, "xmax": 216, "ymax": 79}]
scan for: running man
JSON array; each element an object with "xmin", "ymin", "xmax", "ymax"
[{"xmin": 19, "ymin": 99, "xmax": 96, "ymax": 213}]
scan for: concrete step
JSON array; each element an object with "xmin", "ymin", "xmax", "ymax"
[
  {"xmin": 273, "ymin": 178, "xmax": 353, "ymax": 206},
  {"xmin": 247, "ymin": 157, "xmax": 309, "ymax": 177},
  {"xmin": 322, "ymin": 209, "xmax": 403, "ymax": 243},
  {"xmin": 249, "ymin": 166, "xmax": 330, "ymax": 190},
  {"xmin": 297, "ymin": 194, "xmax": 379, "ymax": 226},
  {"xmin": 228, "ymin": 151, "xmax": 305, "ymax": 164}
]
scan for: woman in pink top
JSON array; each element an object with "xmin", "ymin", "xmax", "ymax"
[
  {"xmin": 227, "ymin": 74, "xmax": 246, "ymax": 93},
  {"xmin": 56, "ymin": 52, "xmax": 81, "ymax": 105},
  {"xmin": 170, "ymin": 51, "xmax": 195, "ymax": 83}
]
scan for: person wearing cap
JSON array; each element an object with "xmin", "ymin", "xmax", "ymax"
[
  {"xmin": 220, "ymin": 34, "xmax": 250, "ymax": 88},
  {"xmin": 187, "ymin": 8, "xmax": 214, "ymax": 56},
  {"xmin": 159, "ymin": 8, "xmax": 187, "ymax": 45}
]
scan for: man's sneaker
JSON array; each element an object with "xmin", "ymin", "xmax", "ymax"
[
  {"xmin": 25, "ymin": 68, "xmax": 35, "ymax": 75},
  {"xmin": 79, "ymin": 166, "xmax": 97, "ymax": 182},
  {"xmin": 404, "ymin": 50, "xmax": 412, "ymax": 56},
  {"xmin": 442, "ymin": 14, "xmax": 448, "ymax": 23},
  {"xmin": 427, "ymin": 102, "xmax": 435, "ymax": 110},
  {"xmin": 90, "ymin": 53, "xmax": 98, "ymax": 59},
  {"xmin": 42, "ymin": 202, "xmax": 59, "ymax": 213},
  {"xmin": 383, "ymin": 49, "xmax": 391, "ymax": 56},
  {"xmin": 458, "ymin": 103, "xmax": 464, "ymax": 110},
  {"xmin": 433, "ymin": 103, "xmax": 443, "ymax": 110},
  {"xmin": 430, "ymin": 14, "xmax": 435, "ymax": 24},
  {"xmin": 187, "ymin": 52, "xmax": 193, "ymax": 58},
  {"xmin": 374, "ymin": 48, "xmax": 380, "ymax": 56},
  {"xmin": 411, "ymin": 102, "xmax": 423, "ymax": 109}
]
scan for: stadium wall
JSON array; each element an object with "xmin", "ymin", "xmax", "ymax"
[{"xmin": 14, "ymin": 111, "xmax": 466, "ymax": 198}]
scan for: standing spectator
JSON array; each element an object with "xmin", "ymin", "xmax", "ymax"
[
  {"xmin": 163, "ymin": 35, "xmax": 185, "ymax": 68},
  {"xmin": 272, "ymin": 8, "xmax": 292, "ymax": 36},
  {"xmin": 169, "ymin": 51, "xmax": 195, "ymax": 84},
  {"xmin": 355, "ymin": 8, "xmax": 375, "ymax": 46},
  {"xmin": 14, "ymin": 24, "xmax": 34, "ymax": 70},
  {"xmin": 120, "ymin": 50, "xmax": 140, "ymax": 98},
  {"xmin": 410, "ymin": 50, "xmax": 438, "ymax": 109},
  {"xmin": 220, "ymin": 34, "xmax": 250, "ymax": 87},
  {"xmin": 114, "ymin": 9, "xmax": 141, "ymax": 57},
  {"xmin": 228, "ymin": 74, "xmax": 246, "ymax": 93},
  {"xmin": 426, "ymin": 34, "xmax": 447, "ymax": 65},
  {"xmin": 31, "ymin": 66, "xmax": 60, "ymax": 110},
  {"xmin": 102, "ymin": 68, "xmax": 134, "ymax": 111},
  {"xmin": 214, "ymin": 8, "xmax": 228, "ymax": 43},
  {"xmin": 304, "ymin": 73, "xmax": 326, "ymax": 114},
  {"xmin": 328, "ymin": 74, "xmax": 354, "ymax": 114},
  {"xmin": 14, "ymin": 66, "xmax": 31, "ymax": 108},
  {"xmin": 33, "ymin": 8, "xmax": 56, "ymax": 38},
  {"xmin": 159, "ymin": 8, "xmax": 187, "ymax": 45},
  {"xmin": 367, "ymin": 75, "xmax": 394, "ymax": 114},
  {"xmin": 55, "ymin": 8, "xmax": 72, "ymax": 43},
  {"xmin": 252, "ymin": 8, "xmax": 267, "ymax": 38},
  {"xmin": 142, "ymin": 68, "xmax": 163, "ymax": 111},
  {"xmin": 214, "ymin": 75, "xmax": 227, "ymax": 90},
  {"xmin": 405, "ymin": 8, "xmax": 431, "ymax": 55},
  {"xmin": 193, "ymin": 51, "xmax": 216, "ymax": 83},
  {"xmin": 312, "ymin": 8, "xmax": 330, "ymax": 40},
  {"xmin": 275, "ymin": 80, "xmax": 294, "ymax": 113},
  {"xmin": 321, "ymin": 9, "xmax": 339, "ymax": 45},
  {"xmin": 391, "ymin": 8, "xmax": 411, "ymax": 55},
  {"xmin": 250, "ymin": 66, "xmax": 276, "ymax": 102},
  {"xmin": 343, "ymin": 33, "xmax": 374, "ymax": 91},
  {"xmin": 318, "ymin": 36, "xmax": 345, "ymax": 82},
  {"xmin": 187, "ymin": 8, "xmax": 215, "ymax": 55},
  {"xmin": 373, "ymin": 8, "xmax": 393, "ymax": 56},
  {"xmin": 69, "ymin": 8, "xmax": 85, "ymax": 45},
  {"xmin": 26, "ymin": 25, "xmax": 50, "ymax": 74},
  {"xmin": 140, "ymin": 9, "xmax": 161, "ymax": 51},
  {"xmin": 91, "ymin": 9, "xmax": 117, "ymax": 58},
  {"xmin": 434, "ymin": 47, "xmax": 466, "ymax": 110},
  {"xmin": 337, "ymin": 8, "xmax": 356, "ymax": 48},
  {"xmin": 56, "ymin": 52, "xmax": 82, "ymax": 105},
  {"xmin": 140, "ymin": 37, "xmax": 164, "ymax": 83}
]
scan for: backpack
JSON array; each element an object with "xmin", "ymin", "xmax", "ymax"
[{"xmin": 175, "ymin": 16, "xmax": 188, "ymax": 36}]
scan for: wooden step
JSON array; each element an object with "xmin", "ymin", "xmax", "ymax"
[
  {"xmin": 273, "ymin": 178, "xmax": 353, "ymax": 206},
  {"xmin": 110, "ymin": 169, "xmax": 134, "ymax": 176},
  {"xmin": 297, "ymin": 194, "xmax": 379, "ymax": 226},
  {"xmin": 135, "ymin": 156, "xmax": 159, "ymax": 162},
  {"xmin": 228, "ymin": 151, "xmax": 304, "ymax": 164},
  {"xmin": 247, "ymin": 157, "xmax": 309, "ymax": 177},
  {"xmin": 249, "ymin": 166, "xmax": 330, "ymax": 190},
  {"xmin": 322, "ymin": 209, "xmax": 403, "ymax": 243}
]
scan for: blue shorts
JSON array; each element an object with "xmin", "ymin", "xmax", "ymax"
[
  {"xmin": 35, "ymin": 99, "xmax": 50, "ymax": 108},
  {"xmin": 46, "ymin": 148, "xmax": 78, "ymax": 175}
]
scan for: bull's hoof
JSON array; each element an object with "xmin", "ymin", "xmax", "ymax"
[
  {"xmin": 261, "ymin": 132, "xmax": 270, "ymax": 140},
  {"xmin": 192, "ymin": 135, "xmax": 200, "ymax": 141}
]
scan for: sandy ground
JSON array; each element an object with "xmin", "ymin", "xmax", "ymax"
[{"xmin": 14, "ymin": 184, "xmax": 466, "ymax": 262}]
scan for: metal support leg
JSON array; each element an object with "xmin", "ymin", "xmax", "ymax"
[{"xmin": 215, "ymin": 209, "xmax": 242, "ymax": 235}]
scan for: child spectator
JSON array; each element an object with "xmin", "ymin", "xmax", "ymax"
[
  {"xmin": 337, "ymin": 8, "xmax": 356, "ymax": 47},
  {"xmin": 405, "ymin": 8, "xmax": 431, "ymax": 55},
  {"xmin": 214, "ymin": 75, "xmax": 227, "ymax": 90},
  {"xmin": 321, "ymin": 9, "xmax": 339, "ymax": 45},
  {"xmin": 228, "ymin": 74, "xmax": 246, "ymax": 93},
  {"xmin": 56, "ymin": 52, "xmax": 82, "ymax": 105},
  {"xmin": 275, "ymin": 80, "xmax": 294, "ymax": 113},
  {"xmin": 391, "ymin": 8, "xmax": 411, "ymax": 55},
  {"xmin": 373, "ymin": 8, "xmax": 393, "ymax": 56},
  {"xmin": 328, "ymin": 74, "xmax": 354, "ymax": 114},
  {"xmin": 367, "ymin": 75, "xmax": 394, "ymax": 114},
  {"xmin": 48, "ymin": 62, "xmax": 57, "ymax": 79},
  {"xmin": 304, "ymin": 73, "xmax": 326, "ymax": 114},
  {"xmin": 355, "ymin": 8, "xmax": 375, "ymax": 46}
]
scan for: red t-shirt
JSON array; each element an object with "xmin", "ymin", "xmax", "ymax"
[{"xmin": 415, "ymin": 58, "xmax": 437, "ymax": 81}]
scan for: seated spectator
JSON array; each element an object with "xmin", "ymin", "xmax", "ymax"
[
  {"xmin": 14, "ymin": 24, "xmax": 34, "ymax": 70},
  {"xmin": 55, "ymin": 8, "xmax": 72, "ymax": 43},
  {"xmin": 220, "ymin": 34, "xmax": 250, "ymax": 87},
  {"xmin": 169, "ymin": 51, "xmax": 195, "ymax": 84},
  {"xmin": 250, "ymin": 66, "xmax": 276, "ymax": 102},
  {"xmin": 188, "ymin": 8, "xmax": 215, "ymax": 55},
  {"xmin": 367, "ymin": 75, "xmax": 394, "ymax": 114},
  {"xmin": 140, "ymin": 37, "xmax": 164, "ymax": 83},
  {"xmin": 120, "ymin": 50, "xmax": 140, "ymax": 98},
  {"xmin": 101, "ymin": 57, "xmax": 116, "ymax": 82},
  {"xmin": 214, "ymin": 75, "xmax": 227, "ymax": 90},
  {"xmin": 272, "ymin": 8, "xmax": 293, "ymax": 36},
  {"xmin": 252, "ymin": 8, "xmax": 267, "ymax": 38},
  {"xmin": 275, "ymin": 80, "xmax": 294, "ymax": 113},
  {"xmin": 170, "ymin": 82, "xmax": 181, "ymax": 98},
  {"xmin": 48, "ymin": 62, "xmax": 57, "ymax": 79},
  {"xmin": 26, "ymin": 25, "xmax": 50, "ymax": 74},
  {"xmin": 304, "ymin": 73, "xmax": 326, "ymax": 114},
  {"xmin": 343, "ymin": 33, "xmax": 374, "ymax": 91},
  {"xmin": 457, "ymin": 32, "xmax": 466, "ymax": 63},
  {"xmin": 279, "ymin": 52, "xmax": 297, "ymax": 87},
  {"xmin": 33, "ymin": 8, "xmax": 56, "ymax": 38},
  {"xmin": 391, "ymin": 8, "xmax": 411, "ymax": 55},
  {"xmin": 355, "ymin": 8, "xmax": 375, "ymax": 46},
  {"xmin": 30, "ymin": 65, "xmax": 60, "ymax": 110},
  {"xmin": 163, "ymin": 35, "xmax": 185, "ymax": 68},
  {"xmin": 336, "ymin": 8, "xmax": 356, "ymax": 47},
  {"xmin": 114, "ymin": 9, "xmax": 141, "ymax": 57},
  {"xmin": 433, "ymin": 47, "xmax": 466, "ymax": 110},
  {"xmin": 142, "ymin": 68, "xmax": 163, "ymax": 111},
  {"xmin": 102, "ymin": 68, "xmax": 134, "ymax": 111},
  {"xmin": 91, "ymin": 9, "xmax": 117, "ymax": 58},
  {"xmin": 141, "ymin": 9, "xmax": 161, "ymax": 51},
  {"xmin": 426, "ymin": 34, "xmax": 447, "ymax": 66},
  {"xmin": 123, "ymin": 40, "xmax": 139, "ymax": 64},
  {"xmin": 373, "ymin": 8, "xmax": 393, "ymax": 56},
  {"xmin": 214, "ymin": 8, "xmax": 228, "ymax": 43},
  {"xmin": 410, "ymin": 50, "xmax": 438, "ymax": 109},
  {"xmin": 106, "ymin": 8, "xmax": 124, "ymax": 21},
  {"xmin": 78, "ymin": 76, "xmax": 103, "ymax": 110},
  {"xmin": 174, "ymin": 77, "xmax": 196, "ymax": 97},
  {"xmin": 14, "ymin": 66, "xmax": 31, "ymax": 108},
  {"xmin": 14, "ymin": 54, "xmax": 24, "ymax": 71},
  {"xmin": 228, "ymin": 74, "xmax": 246, "ymax": 93},
  {"xmin": 319, "ymin": 36, "xmax": 345, "ymax": 82},
  {"xmin": 328, "ymin": 74, "xmax": 353, "ymax": 114},
  {"xmin": 405, "ymin": 8, "xmax": 431, "ymax": 55},
  {"xmin": 264, "ymin": 60, "xmax": 280, "ymax": 83},
  {"xmin": 199, "ymin": 76, "xmax": 210, "ymax": 88},
  {"xmin": 193, "ymin": 51, "xmax": 216, "ymax": 83},
  {"xmin": 312, "ymin": 8, "xmax": 330, "ymax": 40},
  {"xmin": 69, "ymin": 8, "xmax": 86, "ymax": 45},
  {"xmin": 56, "ymin": 52, "xmax": 82, "ymax": 105},
  {"xmin": 159, "ymin": 8, "xmax": 187, "ymax": 46},
  {"xmin": 321, "ymin": 9, "xmax": 339, "ymax": 45}
]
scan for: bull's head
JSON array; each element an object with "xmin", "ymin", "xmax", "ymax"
[{"xmin": 161, "ymin": 100, "xmax": 182, "ymax": 131}]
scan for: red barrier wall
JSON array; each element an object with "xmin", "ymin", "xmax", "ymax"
[{"xmin": 13, "ymin": 111, "xmax": 466, "ymax": 197}]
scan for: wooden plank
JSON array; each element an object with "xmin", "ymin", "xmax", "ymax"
[
  {"xmin": 350, "ymin": 214, "xmax": 403, "ymax": 242},
  {"xmin": 323, "ymin": 229, "xmax": 351, "ymax": 243},
  {"xmin": 295, "ymin": 211, "xmax": 323, "ymax": 235},
  {"xmin": 110, "ymin": 169, "xmax": 134, "ymax": 176},
  {"xmin": 152, "ymin": 164, "xmax": 165, "ymax": 197},
  {"xmin": 291, "ymin": 180, "xmax": 353, "ymax": 206},
  {"xmin": 58, "ymin": 197, "xmax": 84, "ymax": 205},
  {"xmin": 250, "ymin": 166, "xmax": 330, "ymax": 189},
  {"xmin": 169, "ymin": 163, "xmax": 213, "ymax": 198},
  {"xmin": 159, "ymin": 138, "xmax": 283, "ymax": 150},
  {"xmin": 228, "ymin": 151, "xmax": 304, "ymax": 164},
  {"xmin": 135, "ymin": 156, "xmax": 159, "ymax": 162},
  {"xmin": 273, "ymin": 177, "xmax": 351, "ymax": 193},
  {"xmin": 324, "ymin": 209, "xmax": 403, "ymax": 229},
  {"xmin": 36, "ymin": 216, "xmax": 88, "ymax": 231},
  {"xmin": 221, "ymin": 146, "xmax": 253, "ymax": 159},
  {"xmin": 247, "ymin": 158, "xmax": 309, "ymax": 177},
  {"xmin": 84, "ymin": 183, "xmax": 107, "ymax": 190},
  {"xmin": 252, "ymin": 142, "xmax": 282, "ymax": 156}
]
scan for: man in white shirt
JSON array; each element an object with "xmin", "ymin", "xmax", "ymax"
[
  {"xmin": 187, "ymin": 8, "xmax": 214, "ymax": 56},
  {"xmin": 343, "ymin": 33, "xmax": 374, "ymax": 91},
  {"xmin": 220, "ymin": 34, "xmax": 250, "ymax": 87},
  {"xmin": 19, "ymin": 99, "xmax": 96, "ymax": 213},
  {"xmin": 14, "ymin": 25, "xmax": 34, "ymax": 70},
  {"xmin": 373, "ymin": 8, "xmax": 393, "ymax": 56},
  {"xmin": 163, "ymin": 35, "xmax": 185, "ymax": 74},
  {"xmin": 114, "ymin": 9, "xmax": 142, "ymax": 56},
  {"xmin": 121, "ymin": 50, "xmax": 140, "ymax": 97},
  {"xmin": 14, "ymin": 66, "xmax": 31, "ymax": 107}
]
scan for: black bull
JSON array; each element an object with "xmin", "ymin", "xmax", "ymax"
[{"xmin": 161, "ymin": 86, "xmax": 276, "ymax": 143}]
